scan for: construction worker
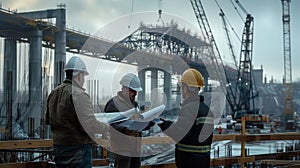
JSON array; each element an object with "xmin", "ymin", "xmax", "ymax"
[
  {"xmin": 104, "ymin": 73, "xmax": 153, "ymax": 168},
  {"xmin": 158, "ymin": 68, "xmax": 214, "ymax": 168},
  {"xmin": 45, "ymin": 56, "xmax": 109, "ymax": 168},
  {"xmin": 218, "ymin": 126, "xmax": 223, "ymax": 134}
]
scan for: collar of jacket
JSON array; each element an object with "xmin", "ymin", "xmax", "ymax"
[
  {"xmin": 63, "ymin": 79, "xmax": 86, "ymax": 91},
  {"xmin": 117, "ymin": 91, "xmax": 138, "ymax": 108},
  {"xmin": 182, "ymin": 95, "xmax": 200, "ymax": 106}
]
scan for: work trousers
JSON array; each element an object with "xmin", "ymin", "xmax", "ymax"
[
  {"xmin": 53, "ymin": 144, "xmax": 92, "ymax": 168},
  {"xmin": 114, "ymin": 153, "xmax": 141, "ymax": 168},
  {"xmin": 175, "ymin": 148, "xmax": 210, "ymax": 168}
]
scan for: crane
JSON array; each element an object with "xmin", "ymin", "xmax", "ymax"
[
  {"xmin": 281, "ymin": 0, "xmax": 294, "ymax": 130},
  {"xmin": 235, "ymin": 13, "xmax": 258, "ymax": 114},
  {"xmin": 190, "ymin": 0, "xmax": 260, "ymax": 125},
  {"xmin": 189, "ymin": 0, "xmax": 235, "ymax": 112}
]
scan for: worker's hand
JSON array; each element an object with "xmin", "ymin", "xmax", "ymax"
[
  {"xmin": 102, "ymin": 123, "xmax": 110, "ymax": 139},
  {"xmin": 143, "ymin": 121, "xmax": 155, "ymax": 131},
  {"xmin": 124, "ymin": 128, "xmax": 140, "ymax": 137},
  {"xmin": 158, "ymin": 118, "xmax": 173, "ymax": 131},
  {"xmin": 148, "ymin": 121, "xmax": 155, "ymax": 127}
]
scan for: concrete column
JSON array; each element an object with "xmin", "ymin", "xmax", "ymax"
[
  {"xmin": 3, "ymin": 38, "xmax": 17, "ymax": 98},
  {"xmin": 204, "ymin": 77, "xmax": 209, "ymax": 92},
  {"xmin": 29, "ymin": 30, "xmax": 42, "ymax": 113},
  {"xmin": 151, "ymin": 69, "xmax": 158, "ymax": 90},
  {"xmin": 138, "ymin": 70, "xmax": 146, "ymax": 103},
  {"xmin": 164, "ymin": 71, "xmax": 172, "ymax": 110},
  {"xmin": 27, "ymin": 30, "xmax": 43, "ymax": 135},
  {"xmin": 175, "ymin": 82, "xmax": 181, "ymax": 109},
  {"xmin": 54, "ymin": 8, "xmax": 66, "ymax": 87},
  {"xmin": 3, "ymin": 37, "xmax": 17, "ymax": 140},
  {"xmin": 18, "ymin": 8, "xmax": 67, "ymax": 87}
]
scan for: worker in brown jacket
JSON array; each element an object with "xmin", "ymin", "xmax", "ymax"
[
  {"xmin": 45, "ymin": 56, "xmax": 109, "ymax": 168},
  {"xmin": 104, "ymin": 73, "xmax": 153, "ymax": 168}
]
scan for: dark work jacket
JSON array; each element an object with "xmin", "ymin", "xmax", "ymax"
[{"xmin": 159, "ymin": 95, "xmax": 214, "ymax": 152}]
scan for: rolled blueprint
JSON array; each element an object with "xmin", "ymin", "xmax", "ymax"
[
  {"xmin": 136, "ymin": 105, "xmax": 165, "ymax": 122},
  {"xmin": 95, "ymin": 108, "xmax": 138, "ymax": 124}
]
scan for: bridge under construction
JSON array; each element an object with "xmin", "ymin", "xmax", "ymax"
[{"xmin": 0, "ymin": 3, "xmax": 299, "ymax": 168}]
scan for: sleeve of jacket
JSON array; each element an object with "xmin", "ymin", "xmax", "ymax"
[
  {"xmin": 163, "ymin": 103, "xmax": 199, "ymax": 143},
  {"xmin": 72, "ymin": 91, "xmax": 110, "ymax": 137},
  {"xmin": 104, "ymin": 99, "xmax": 127, "ymax": 132},
  {"xmin": 45, "ymin": 92, "xmax": 53, "ymax": 125}
]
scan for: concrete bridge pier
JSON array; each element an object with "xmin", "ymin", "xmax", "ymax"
[
  {"xmin": 163, "ymin": 70, "xmax": 172, "ymax": 110},
  {"xmin": 138, "ymin": 70, "xmax": 146, "ymax": 105},
  {"xmin": 27, "ymin": 30, "xmax": 43, "ymax": 137},
  {"xmin": 138, "ymin": 68, "xmax": 173, "ymax": 111},
  {"xmin": 2, "ymin": 36, "xmax": 17, "ymax": 140},
  {"xmin": 18, "ymin": 8, "xmax": 67, "ymax": 87}
]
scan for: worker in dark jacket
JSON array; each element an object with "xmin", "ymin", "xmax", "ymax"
[
  {"xmin": 45, "ymin": 56, "xmax": 109, "ymax": 168},
  {"xmin": 158, "ymin": 68, "xmax": 214, "ymax": 168},
  {"xmin": 104, "ymin": 73, "xmax": 153, "ymax": 168}
]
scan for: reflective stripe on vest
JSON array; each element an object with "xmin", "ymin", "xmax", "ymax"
[
  {"xmin": 196, "ymin": 116, "xmax": 214, "ymax": 125},
  {"xmin": 177, "ymin": 143, "xmax": 211, "ymax": 153}
]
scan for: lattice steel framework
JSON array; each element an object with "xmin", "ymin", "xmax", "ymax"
[
  {"xmin": 115, "ymin": 23, "xmax": 210, "ymax": 77},
  {"xmin": 281, "ymin": 0, "xmax": 293, "ymax": 122}
]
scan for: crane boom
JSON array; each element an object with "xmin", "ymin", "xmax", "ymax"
[
  {"xmin": 219, "ymin": 9, "xmax": 238, "ymax": 70},
  {"xmin": 281, "ymin": 0, "xmax": 293, "ymax": 128},
  {"xmin": 235, "ymin": 14, "xmax": 256, "ymax": 113},
  {"xmin": 191, "ymin": 0, "xmax": 244, "ymax": 115},
  {"xmin": 190, "ymin": 0, "xmax": 233, "ymax": 102}
]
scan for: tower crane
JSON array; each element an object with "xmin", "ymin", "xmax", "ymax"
[{"xmin": 281, "ymin": 0, "xmax": 294, "ymax": 130}]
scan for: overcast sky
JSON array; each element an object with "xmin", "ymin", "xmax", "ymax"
[{"xmin": 3, "ymin": 0, "xmax": 300, "ymax": 82}]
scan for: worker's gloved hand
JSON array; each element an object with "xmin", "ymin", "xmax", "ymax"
[
  {"xmin": 143, "ymin": 121, "xmax": 155, "ymax": 130},
  {"xmin": 124, "ymin": 128, "xmax": 140, "ymax": 137},
  {"xmin": 148, "ymin": 121, "xmax": 155, "ymax": 127},
  {"xmin": 158, "ymin": 118, "xmax": 173, "ymax": 131}
]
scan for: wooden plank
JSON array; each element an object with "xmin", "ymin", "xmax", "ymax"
[
  {"xmin": 255, "ymin": 151, "xmax": 300, "ymax": 160},
  {"xmin": 0, "ymin": 160, "xmax": 109, "ymax": 168},
  {"xmin": 142, "ymin": 136, "xmax": 174, "ymax": 144},
  {"xmin": 0, "ymin": 161, "xmax": 50, "ymax": 168},
  {"xmin": 0, "ymin": 139, "xmax": 53, "ymax": 149},
  {"xmin": 92, "ymin": 159, "xmax": 110, "ymax": 166},
  {"xmin": 238, "ymin": 132, "xmax": 300, "ymax": 142},
  {"xmin": 211, "ymin": 156, "xmax": 255, "ymax": 166},
  {"xmin": 261, "ymin": 160, "xmax": 300, "ymax": 165},
  {"xmin": 213, "ymin": 134, "xmax": 239, "ymax": 141},
  {"xmin": 142, "ymin": 163, "xmax": 176, "ymax": 168},
  {"xmin": 1, "ymin": 132, "xmax": 300, "ymax": 150}
]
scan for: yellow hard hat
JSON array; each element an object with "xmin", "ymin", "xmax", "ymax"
[{"xmin": 180, "ymin": 68, "xmax": 204, "ymax": 87}]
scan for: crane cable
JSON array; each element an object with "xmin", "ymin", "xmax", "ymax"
[
  {"xmin": 215, "ymin": 0, "xmax": 241, "ymax": 43},
  {"xmin": 157, "ymin": 0, "xmax": 164, "ymax": 25},
  {"xmin": 128, "ymin": 0, "xmax": 134, "ymax": 29},
  {"xmin": 214, "ymin": 0, "xmax": 239, "ymax": 69},
  {"xmin": 229, "ymin": 0, "xmax": 244, "ymax": 22},
  {"xmin": 158, "ymin": 0, "xmax": 162, "ymax": 20}
]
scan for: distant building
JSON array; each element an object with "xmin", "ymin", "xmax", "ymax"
[{"xmin": 253, "ymin": 66, "xmax": 263, "ymax": 88}]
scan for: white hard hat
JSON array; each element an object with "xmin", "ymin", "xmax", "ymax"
[
  {"xmin": 120, "ymin": 73, "xmax": 142, "ymax": 92},
  {"xmin": 64, "ymin": 56, "xmax": 89, "ymax": 75}
]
